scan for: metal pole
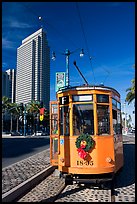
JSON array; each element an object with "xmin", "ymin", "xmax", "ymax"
[
  {"xmin": 124, "ymin": 102, "xmax": 127, "ymax": 135},
  {"xmin": 65, "ymin": 49, "xmax": 70, "ymax": 87},
  {"xmin": 24, "ymin": 104, "xmax": 26, "ymax": 136}
]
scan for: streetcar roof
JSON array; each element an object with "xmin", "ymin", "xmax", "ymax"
[{"xmin": 57, "ymin": 84, "xmax": 120, "ymax": 96}]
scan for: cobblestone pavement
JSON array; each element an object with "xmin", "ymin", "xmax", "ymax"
[
  {"xmin": 17, "ymin": 179, "xmax": 135, "ymax": 202},
  {"xmin": 2, "ymin": 136, "xmax": 135, "ymax": 202},
  {"xmin": 55, "ymin": 185, "xmax": 112, "ymax": 202},
  {"xmin": 115, "ymin": 184, "xmax": 135, "ymax": 202},
  {"xmin": 2, "ymin": 148, "xmax": 50, "ymax": 194},
  {"xmin": 18, "ymin": 174, "xmax": 65, "ymax": 202}
]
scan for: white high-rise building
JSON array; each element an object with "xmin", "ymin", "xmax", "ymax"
[
  {"xmin": 16, "ymin": 28, "xmax": 50, "ymax": 109},
  {"xmin": 6, "ymin": 69, "xmax": 16, "ymax": 103}
]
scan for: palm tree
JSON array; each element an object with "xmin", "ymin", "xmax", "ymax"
[
  {"xmin": 125, "ymin": 79, "xmax": 135, "ymax": 105},
  {"xmin": 43, "ymin": 109, "xmax": 50, "ymax": 132},
  {"xmin": 127, "ymin": 114, "xmax": 132, "ymax": 128},
  {"xmin": 27, "ymin": 100, "xmax": 41, "ymax": 134},
  {"xmin": 27, "ymin": 100, "xmax": 40, "ymax": 114},
  {"xmin": 125, "ymin": 65, "xmax": 135, "ymax": 105},
  {"xmin": 2, "ymin": 96, "xmax": 11, "ymax": 132},
  {"xmin": 8, "ymin": 103, "xmax": 22, "ymax": 132}
]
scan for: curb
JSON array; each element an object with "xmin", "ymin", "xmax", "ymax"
[
  {"xmin": 2, "ymin": 135, "xmax": 50, "ymax": 138},
  {"xmin": 2, "ymin": 165, "xmax": 56, "ymax": 202}
]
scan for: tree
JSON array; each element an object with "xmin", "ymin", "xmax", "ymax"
[
  {"xmin": 41, "ymin": 109, "xmax": 50, "ymax": 133},
  {"xmin": 2, "ymin": 96, "xmax": 11, "ymax": 132},
  {"xmin": 27, "ymin": 100, "xmax": 41, "ymax": 134},
  {"xmin": 125, "ymin": 65, "xmax": 135, "ymax": 105},
  {"xmin": 8, "ymin": 103, "xmax": 22, "ymax": 132}
]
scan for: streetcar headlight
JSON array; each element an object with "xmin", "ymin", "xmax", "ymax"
[{"xmin": 106, "ymin": 157, "xmax": 112, "ymax": 163}]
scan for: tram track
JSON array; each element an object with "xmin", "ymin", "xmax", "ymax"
[
  {"xmin": 15, "ymin": 168, "xmax": 117, "ymax": 202},
  {"xmin": 53, "ymin": 182, "xmax": 116, "ymax": 202},
  {"xmin": 3, "ymin": 164, "xmax": 134, "ymax": 203}
]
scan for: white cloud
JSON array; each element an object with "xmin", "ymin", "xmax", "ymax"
[
  {"xmin": 10, "ymin": 20, "xmax": 33, "ymax": 29},
  {"xmin": 3, "ymin": 17, "xmax": 33, "ymax": 29},
  {"xmin": 2, "ymin": 37, "xmax": 16, "ymax": 49},
  {"xmin": 2, "ymin": 62, "xmax": 8, "ymax": 68},
  {"xmin": 106, "ymin": 2, "xmax": 123, "ymax": 7}
]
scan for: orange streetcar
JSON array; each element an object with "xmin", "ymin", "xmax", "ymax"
[{"xmin": 50, "ymin": 85, "xmax": 124, "ymax": 185}]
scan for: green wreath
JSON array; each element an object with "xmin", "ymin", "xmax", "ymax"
[{"xmin": 75, "ymin": 133, "xmax": 95, "ymax": 152}]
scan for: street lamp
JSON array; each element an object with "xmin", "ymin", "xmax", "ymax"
[
  {"xmin": 24, "ymin": 104, "xmax": 27, "ymax": 136},
  {"xmin": 124, "ymin": 102, "xmax": 127, "ymax": 135},
  {"xmin": 51, "ymin": 52, "xmax": 56, "ymax": 61},
  {"xmin": 80, "ymin": 48, "xmax": 84, "ymax": 57},
  {"xmin": 52, "ymin": 48, "xmax": 84, "ymax": 87}
]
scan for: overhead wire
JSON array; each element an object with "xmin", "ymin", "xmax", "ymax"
[
  {"xmin": 21, "ymin": 2, "xmax": 80, "ymax": 52},
  {"xmin": 21, "ymin": 2, "xmax": 88, "ymax": 86},
  {"xmin": 75, "ymin": 2, "xmax": 96, "ymax": 84},
  {"xmin": 102, "ymin": 67, "xmax": 111, "ymax": 84},
  {"xmin": 75, "ymin": 2, "xmax": 113, "ymax": 85}
]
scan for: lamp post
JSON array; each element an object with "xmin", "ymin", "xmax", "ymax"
[
  {"xmin": 124, "ymin": 102, "xmax": 127, "ymax": 135},
  {"xmin": 65, "ymin": 49, "xmax": 70, "ymax": 87},
  {"xmin": 52, "ymin": 48, "xmax": 84, "ymax": 87},
  {"xmin": 24, "ymin": 104, "xmax": 26, "ymax": 136},
  {"xmin": 2, "ymin": 101, "xmax": 4, "ymax": 132}
]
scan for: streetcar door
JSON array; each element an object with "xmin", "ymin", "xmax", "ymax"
[{"xmin": 50, "ymin": 101, "xmax": 59, "ymax": 166}]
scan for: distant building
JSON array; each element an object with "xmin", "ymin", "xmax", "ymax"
[
  {"xmin": 16, "ymin": 28, "xmax": 50, "ymax": 109},
  {"xmin": 2, "ymin": 71, "xmax": 9, "ymax": 98},
  {"xmin": 2, "ymin": 69, "xmax": 16, "ymax": 129},
  {"xmin": 6, "ymin": 69, "xmax": 16, "ymax": 103}
]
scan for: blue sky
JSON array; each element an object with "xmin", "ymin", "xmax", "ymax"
[{"xmin": 2, "ymin": 2, "xmax": 135, "ymax": 124}]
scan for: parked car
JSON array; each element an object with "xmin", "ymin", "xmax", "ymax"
[
  {"xmin": 10, "ymin": 131, "xmax": 21, "ymax": 136},
  {"xmin": 32, "ymin": 131, "xmax": 49, "ymax": 136},
  {"xmin": 41, "ymin": 132, "xmax": 48, "ymax": 136},
  {"xmin": 4, "ymin": 131, "xmax": 11, "ymax": 134},
  {"xmin": 34, "ymin": 131, "xmax": 43, "ymax": 136},
  {"xmin": 131, "ymin": 128, "xmax": 135, "ymax": 133}
]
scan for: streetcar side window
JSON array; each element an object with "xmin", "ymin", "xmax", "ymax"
[
  {"xmin": 97, "ymin": 105, "xmax": 110, "ymax": 135},
  {"xmin": 117, "ymin": 111, "xmax": 122, "ymax": 134},
  {"xmin": 51, "ymin": 114, "xmax": 58, "ymax": 135},
  {"xmin": 72, "ymin": 95, "xmax": 93, "ymax": 102},
  {"xmin": 73, "ymin": 104, "xmax": 94, "ymax": 135},
  {"xmin": 112, "ymin": 109, "xmax": 117, "ymax": 135},
  {"xmin": 112, "ymin": 109, "xmax": 122, "ymax": 134},
  {"xmin": 60, "ymin": 106, "xmax": 70, "ymax": 136},
  {"xmin": 97, "ymin": 94, "xmax": 109, "ymax": 103}
]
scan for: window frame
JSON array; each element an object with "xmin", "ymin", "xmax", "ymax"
[{"xmin": 72, "ymin": 102, "xmax": 94, "ymax": 136}]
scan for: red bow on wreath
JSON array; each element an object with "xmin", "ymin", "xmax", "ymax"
[{"xmin": 77, "ymin": 148, "xmax": 87, "ymax": 159}]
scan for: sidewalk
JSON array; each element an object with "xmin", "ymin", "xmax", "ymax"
[{"xmin": 2, "ymin": 148, "xmax": 51, "ymax": 195}]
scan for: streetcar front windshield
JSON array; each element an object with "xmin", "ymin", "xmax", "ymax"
[{"xmin": 73, "ymin": 104, "xmax": 94, "ymax": 135}]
